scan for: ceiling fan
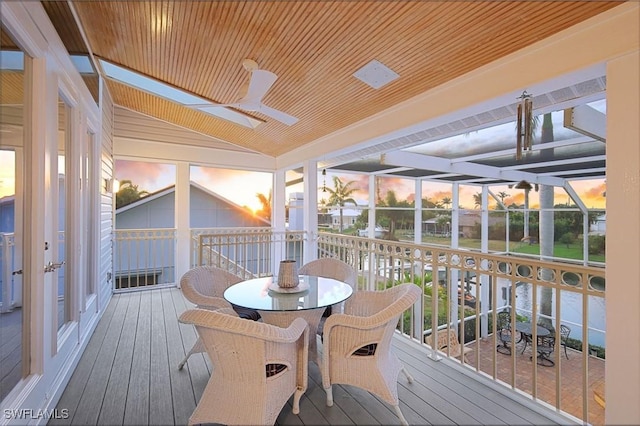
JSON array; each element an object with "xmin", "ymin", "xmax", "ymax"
[{"xmin": 195, "ymin": 59, "xmax": 298, "ymax": 126}]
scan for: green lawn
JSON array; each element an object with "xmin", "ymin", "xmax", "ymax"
[{"xmin": 396, "ymin": 232, "xmax": 605, "ymax": 263}]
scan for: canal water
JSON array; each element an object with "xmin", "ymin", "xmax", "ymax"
[{"xmin": 514, "ymin": 282, "xmax": 606, "ymax": 348}]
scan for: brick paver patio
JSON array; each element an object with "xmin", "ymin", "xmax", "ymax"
[{"xmin": 463, "ymin": 336, "xmax": 605, "ymax": 425}]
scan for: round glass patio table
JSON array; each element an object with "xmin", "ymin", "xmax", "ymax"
[
  {"xmin": 223, "ymin": 275, "xmax": 352, "ymax": 312},
  {"xmin": 224, "ymin": 275, "xmax": 353, "ymax": 363}
]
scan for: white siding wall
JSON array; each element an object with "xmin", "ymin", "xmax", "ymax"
[{"xmin": 99, "ymin": 84, "xmax": 114, "ymax": 311}]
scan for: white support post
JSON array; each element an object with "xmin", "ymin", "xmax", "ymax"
[
  {"xmin": 480, "ymin": 185, "xmax": 490, "ymax": 338},
  {"xmin": 605, "ymin": 49, "xmax": 640, "ymax": 425},
  {"xmin": 272, "ymin": 169, "xmax": 287, "ymax": 268},
  {"xmin": 414, "ymin": 180, "xmax": 422, "ymax": 245},
  {"xmin": 451, "ymin": 183, "xmax": 459, "ymax": 248},
  {"xmin": 174, "ymin": 162, "xmax": 191, "ymax": 284},
  {"xmin": 303, "ymin": 161, "xmax": 318, "ymax": 264},
  {"xmin": 366, "ymin": 174, "xmax": 376, "ymax": 290},
  {"xmin": 450, "ymin": 183, "xmax": 460, "ymax": 328},
  {"xmin": 368, "ymin": 174, "xmax": 376, "ymax": 237}
]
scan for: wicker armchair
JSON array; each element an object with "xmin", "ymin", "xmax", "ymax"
[
  {"xmin": 298, "ymin": 258, "xmax": 357, "ymax": 333},
  {"xmin": 320, "ymin": 283, "xmax": 421, "ymax": 426},
  {"xmin": 178, "ymin": 266, "xmax": 259, "ymax": 370},
  {"xmin": 179, "ymin": 309, "xmax": 309, "ymax": 426}
]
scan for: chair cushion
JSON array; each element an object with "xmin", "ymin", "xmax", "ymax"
[
  {"xmin": 232, "ymin": 305, "xmax": 261, "ymax": 321},
  {"xmin": 353, "ymin": 343, "xmax": 377, "ymax": 356}
]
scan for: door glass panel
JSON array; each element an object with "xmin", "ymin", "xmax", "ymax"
[
  {"xmin": 84, "ymin": 130, "xmax": 95, "ymax": 301},
  {"xmin": 57, "ymin": 97, "xmax": 69, "ymax": 330},
  {"xmin": 0, "ymin": 25, "xmax": 26, "ymax": 403}
]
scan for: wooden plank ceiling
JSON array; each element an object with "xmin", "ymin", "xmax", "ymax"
[{"xmin": 41, "ymin": 1, "xmax": 622, "ymax": 157}]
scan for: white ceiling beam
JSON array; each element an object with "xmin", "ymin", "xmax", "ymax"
[
  {"xmin": 456, "ymin": 177, "xmax": 501, "ymax": 184},
  {"xmin": 538, "ymin": 167, "xmax": 606, "ymax": 177},
  {"xmin": 564, "ymin": 105, "xmax": 606, "ymax": 142},
  {"xmin": 450, "ymin": 135, "xmax": 595, "ymax": 163},
  {"xmin": 500, "ymin": 155, "xmax": 606, "ymax": 171},
  {"xmin": 422, "ymin": 173, "xmax": 462, "ymax": 179},
  {"xmin": 371, "ymin": 166, "xmax": 413, "ymax": 175},
  {"xmin": 381, "ymin": 151, "xmax": 564, "ymax": 186}
]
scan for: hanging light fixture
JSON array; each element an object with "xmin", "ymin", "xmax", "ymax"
[
  {"xmin": 516, "ymin": 90, "xmax": 533, "ymax": 160},
  {"xmin": 514, "ymin": 180, "xmax": 532, "ymax": 191},
  {"xmin": 322, "ymin": 169, "xmax": 327, "ymax": 192}
]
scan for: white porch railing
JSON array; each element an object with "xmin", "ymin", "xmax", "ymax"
[
  {"xmin": 113, "ymin": 228, "xmax": 177, "ymax": 291},
  {"xmin": 191, "ymin": 228, "xmax": 605, "ymax": 424},
  {"xmin": 193, "ymin": 227, "xmax": 306, "ymax": 279},
  {"xmin": 0, "ymin": 232, "xmax": 21, "ymax": 312}
]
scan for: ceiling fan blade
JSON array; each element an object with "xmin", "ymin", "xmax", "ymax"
[
  {"xmin": 241, "ymin": 69, "xmax": 278, "ymax": 103},
  {"xmin": 256, "ymin": 104, "xmax": 299, "ymax": 126}
]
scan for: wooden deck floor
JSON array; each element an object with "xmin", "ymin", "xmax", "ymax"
[
  {"xmin": 52, "ymin": 288, "xmax": 572, "ymax": 425},
  {"xmin": 0, "ymin": 307, "xmax": 22, "ymax": 403}
]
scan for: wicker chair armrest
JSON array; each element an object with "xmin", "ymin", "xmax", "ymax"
[
  {"xmin": 323, "ymin": 312, "xmax": 388, "ymax": 334},
  {"xmin": 214, "ymin": 307, "xmax": 239, "ymax": 317},
  {"xmin": 198, "ymin": 297, "xmax": 235, "ymax": 311},
  {"xmin": 344, "ymin": 286, "xmax": 408, "ymax": 316},
  {"xmin": 179, "ymin": 309, "xmax": 308, "ymax": 343},
  {"xmin": 181, "ymin": 280, "xmax": 233, "ymax": 309}
]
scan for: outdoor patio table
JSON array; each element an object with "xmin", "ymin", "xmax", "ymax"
[
  {"xmin": 515, "ymin": 321, "xmax": 551, "ymax": 354},
  {"xmin": 223, "ymin": 275, "xmax": 353, "ymax": 363},
  {"xmin": 515, "ymin": 321, "xmax": 551, "ymax": 337}
]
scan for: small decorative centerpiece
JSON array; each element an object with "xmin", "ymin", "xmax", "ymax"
[{"xmin": 277, "ymin": 259, "xmax": 299, "ymax": 288}]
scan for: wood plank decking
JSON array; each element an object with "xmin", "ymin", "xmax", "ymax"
[{"xmin": 52, "ymin": 288, "xmax": 570, "ymax": 425}]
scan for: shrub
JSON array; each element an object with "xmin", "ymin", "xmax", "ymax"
[
  {"xmin": 588, "ymin": 234, "xmax": 606, "ymax": 255},
  {"xmin": 559, "ymin": 232, "xmax": 575, "ymax": 248}
]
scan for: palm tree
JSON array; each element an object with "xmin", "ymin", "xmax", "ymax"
[
  {"xmin": 326, "ymin": 176, "xmax": 358, "ymax": 232},
  {"xmin": 441, "ymin": 197, "xmax": 452, "ymax": 209},
  {"xmin": 377, "ymin": 190, "xmax": 413, "ymax": 240},
  {"xmin": 538, "ymin": 112, "xmax": 555, "ymax": 331},
  {"xmin": 473, "ymin": 193, "xmax": 482, "ymax": 209},
  {"xmin": 255, "ymin": 191, "xmax": 271, "ymax": 220},
  {"xmin": 115, "ymin": 179, "xmax": 150, "ymax": 209},
  {"xmin": 496, "ymin": 191, "xmax": 509, "ymax": 205}
]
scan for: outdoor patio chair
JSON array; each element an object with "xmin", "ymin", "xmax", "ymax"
[
  {"xmin": 320, "ymin": 283, "xmax": 421, "ymax": 426},
  {"xmin": 560, "ymin": 324, "xmax": 571, "ymax": 359},
  {"xmin": 429, "ymin": 327, "xmax": 473, "ymax": 362},
  {"xmin": 177, "ymin": 266, "xmax": 260, "ymax": 370},
  {"xmin": 496, "ymin": 311, "xmax": 514, "ymax": 355},
  {"xmin": 298, "ymin": 258, "xmax": 357, "ymax": 335},
  {"xmin": 179, "ymin": 308, "xmax": 309, "ymax": 426},
  {"xmin": 531, "ymin": 335, "xmax": 556, "ymax": 367}
]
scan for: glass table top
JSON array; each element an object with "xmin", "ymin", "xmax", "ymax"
[{"xmin": 223, "ymin": 275, "xmax": 353, "ymax": 312}]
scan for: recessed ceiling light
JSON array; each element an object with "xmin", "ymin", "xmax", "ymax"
[{"xmin": 353, "ymin": 59, "xmax": 399, "ymax": 89}]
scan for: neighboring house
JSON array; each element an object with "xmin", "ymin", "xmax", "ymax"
[
  {"xmin": 116, "ymin": 181, "xmax": 270, "ymax": 229},
  {"xmin": 458, "ymin": 211, "xmax": 504, "ymax": 238},
  {"xmin": 422, "ymin": 212, "xmax": 503, "ymax": 237},
  {"xmin": 329, "ymin": 204, "xmax": 363, "ymax": 230},
  {"xmin": 114, "ymin": 181, "xmax": 270, "ymax": 287},
  {"xmin": 591, "ymin": 214, "xmax": 606, "ymax": 234}
]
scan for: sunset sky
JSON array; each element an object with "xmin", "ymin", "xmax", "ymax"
[
  {"xmin": 112, "ymin": 159, "xmax": 606, "ymax": 212},
  {"xmin": 0, "ymin": 153, "xmax": 606, "ymax": 212}
]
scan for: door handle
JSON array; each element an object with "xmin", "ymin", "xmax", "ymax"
[{"xmin": 44, "ymin": 261, "xmax": 65, "ymax": 273}]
